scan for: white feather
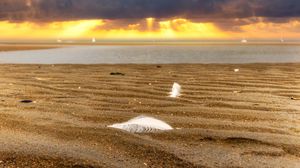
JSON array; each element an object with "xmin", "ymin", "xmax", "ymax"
[
  {"xmin": 169, "ymin": 82, "xmax": 181, "ymax": 98},
  {"xmin": 108, "ymin": 116, "xmax": 173, "ymax": 133}
]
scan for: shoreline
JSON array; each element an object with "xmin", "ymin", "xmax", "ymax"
[
  {"xmin": 0, "ymin": 45, "xmax": 60, "ymax": 52},
  {"xmin": 1, "ymin": 42, "xmax": 300, "ymax": 48}
]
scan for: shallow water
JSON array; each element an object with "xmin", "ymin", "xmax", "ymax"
[{"xmin": 0, "ymin": 44, "xmax": 299, "ymax": 64}]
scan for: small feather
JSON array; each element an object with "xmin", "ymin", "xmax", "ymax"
[{"xmin": 169, "ymin": 82, "xmax": 181, "ymax": 98}]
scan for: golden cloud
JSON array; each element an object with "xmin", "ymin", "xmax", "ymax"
[{"xmin": 0, "ymin": 18, "xmax": 299, "ymax": 40}]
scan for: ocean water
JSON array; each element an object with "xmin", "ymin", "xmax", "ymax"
[{"xmin": 0, "ymin": 44, "xmax": 299, "ymax": 64}]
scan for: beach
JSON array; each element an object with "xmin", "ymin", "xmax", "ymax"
[{"xmin": 0, "ymin": 63, "xmax": 299, "ymax": 167}]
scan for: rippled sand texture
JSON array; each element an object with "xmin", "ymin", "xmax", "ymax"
[{"xmin": 0, "ymin": 64, "xmax": 299, "ymax": 168}]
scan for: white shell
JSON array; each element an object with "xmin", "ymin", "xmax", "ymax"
[
  {"xmin": 234, "ymin": 69, "xmax": 240, "ymax": 72},
  {"xmin": 108, "ymin": 116, "xmax": 173, "ymax": 133},
  {"xmin": 169, "ymin": 82, "xmax": 181, "ymax": 98}
]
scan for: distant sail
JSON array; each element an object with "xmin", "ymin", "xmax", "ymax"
[{"xmin": 241, "ymin": 39, "xmax": 248, "ymax": 43}]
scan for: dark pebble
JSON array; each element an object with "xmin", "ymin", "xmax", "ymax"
[
  {"xmin": 20, "ymin": 100, "xmax": 33, "ymax": 103},
  {"xmin": 110, "ymin": 72, "xmax": 125, "ymax": 76}
]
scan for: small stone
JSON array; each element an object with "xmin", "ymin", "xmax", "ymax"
[
  {"xmin": 20, "ymin": 100, "xmax": 33, "ymax": 103},
  {"xmin": 110, "ymin": 72, "xmax": 125, "ymax": 76}
]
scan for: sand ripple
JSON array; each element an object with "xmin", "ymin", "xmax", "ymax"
[{"xmin": 0, "ymin": 64, "xmax": 299, "ymax": 167}]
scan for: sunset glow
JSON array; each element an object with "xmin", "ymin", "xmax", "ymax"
[
  {"xmin": 1, "ymin": 18, "xmax": 300, "ymax": 40},
  {"xmin": 0, "ymin": 0, "xmax": 298, "ymax": 41}
]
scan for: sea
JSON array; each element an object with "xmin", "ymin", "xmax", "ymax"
[{"xmin": 0, "ymin": 42, "xmax": 299, "ymax": 64}]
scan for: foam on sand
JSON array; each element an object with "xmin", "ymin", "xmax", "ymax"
[{"xmin": 108, "ymin": 116, "xmax": 173, "ymax": 133}]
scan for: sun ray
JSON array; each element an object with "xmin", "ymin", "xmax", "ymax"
[{"xmin": 0, "ymin": 18, "xmax": 299, "ymax": 40}]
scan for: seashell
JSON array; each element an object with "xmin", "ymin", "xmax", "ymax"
[{"xmin": 108, "ymin": 116, "xmax": 173, "ymax": 133}]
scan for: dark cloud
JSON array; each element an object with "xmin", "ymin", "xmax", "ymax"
[{"xmin": 0, "ymin": 0, "xmax": 299, "ymax": 22}]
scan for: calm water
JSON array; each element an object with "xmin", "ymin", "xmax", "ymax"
[{"xmin": 0, "ymin": 44, "xmax": 299, "ymax": 64}]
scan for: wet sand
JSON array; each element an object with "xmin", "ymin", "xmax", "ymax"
[
  {"xmin": 0, "ymin": 64, "xmax": 299, "ymax": 167},
  {"xmin": 0, "ymin": 45, "xmax": 59, "ymax": 52},
  {"xmin": 1, "ymin": 45, "xmax": 300, "ymax": 64}
]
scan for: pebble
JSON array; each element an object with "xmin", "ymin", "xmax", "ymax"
[
  {"xmin": 110, "ymin": 72, "xmax": 125, "ymax": 76},
  {"xmin": 20, "ymin": 100, "xmax": 33, "ymax": 103}
]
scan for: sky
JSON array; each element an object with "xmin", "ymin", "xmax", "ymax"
[{"xmin": 0, "ymin": 0, "xmax": 300, "ymax": 40}]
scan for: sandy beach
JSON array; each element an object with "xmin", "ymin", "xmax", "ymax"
[
  {"xmin": 1, "ymin": 0, "xmax": 300, "ymax": 167},
  {"xmin": 0, "ymin": 63, "xmax": 298, "ymax": 167}
]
